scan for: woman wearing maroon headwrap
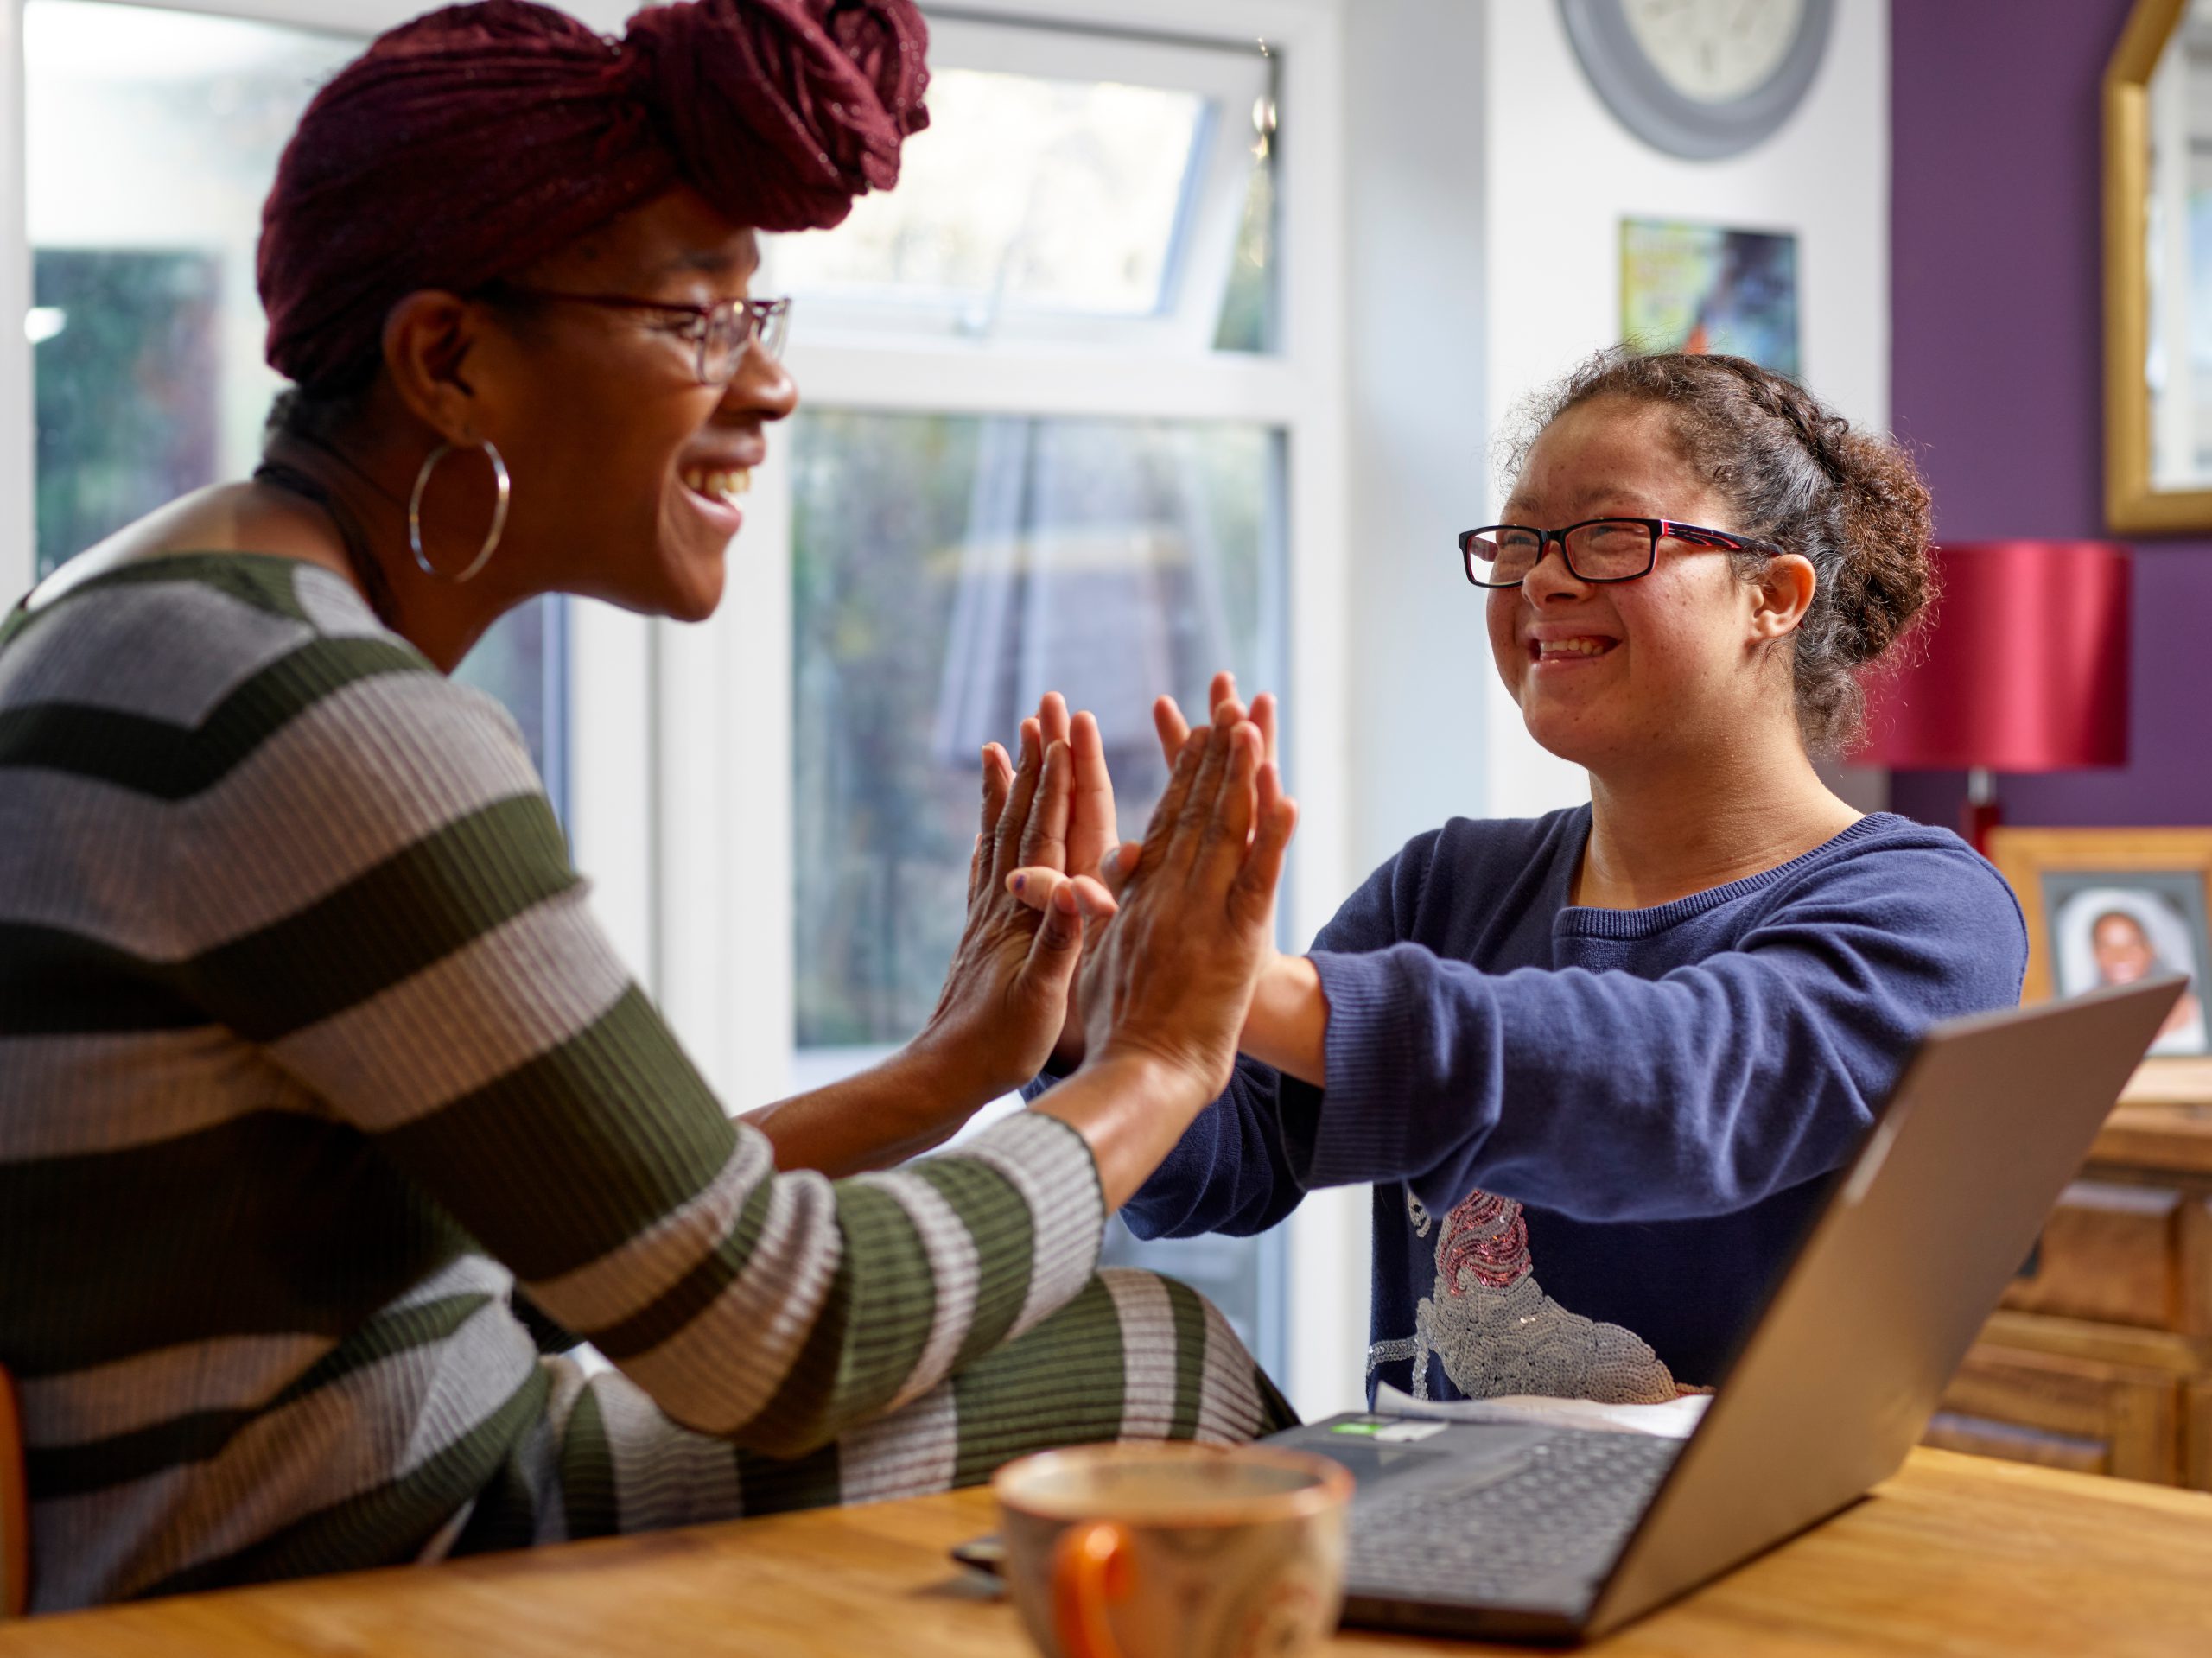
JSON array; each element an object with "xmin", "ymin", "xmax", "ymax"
[{"xmin": 0, "ymin": 0, "xmax": 1294, "ymax": 1610}]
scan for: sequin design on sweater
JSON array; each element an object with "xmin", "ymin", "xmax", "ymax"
[{"xmin": 1366, "ymin": 1188, "xmax": 1676, "ymax": 1403}]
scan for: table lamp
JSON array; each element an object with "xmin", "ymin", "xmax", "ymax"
[{"xmin": 1854, "ymin": 541, "xmax": 2131, "ymax": 852}]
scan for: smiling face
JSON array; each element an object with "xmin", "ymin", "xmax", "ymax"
[
  {"xmin": 2091, "ymin": 912, "xmax": 2157, "ymax": 985},
  {"xmin": 459, "ymin": 186, "xmax": 796, "ymax": 622},
  {"xmin": 1486, "ymin": 396, "xmax": 1797, "ymax": 775}
]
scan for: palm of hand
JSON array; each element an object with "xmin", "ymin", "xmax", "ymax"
[
  {"xmin": 928, "ymin": 887, "xmax": 1053, "ymax": 1080},
  {"xmin": 1011, "ymin": 678, "xmax": 1287, "ymax": 1075},
  {"xmin": 914, "ymin": 719, "xmax": 1084, "ymax": 1101},
  {"xmin": 1075, "ymin": 715, "xmax": 1292, "ymax": 1100}
]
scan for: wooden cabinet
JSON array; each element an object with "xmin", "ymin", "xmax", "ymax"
[
  {"xmin": 1931, "ymin": 1315, "xmax": 2190, "ymax": 1482},
  {"xmin": 1924, "ymin": 1064, "xmax": 2212, "ymax": 1490}
]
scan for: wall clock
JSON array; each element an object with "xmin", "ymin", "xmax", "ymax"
[{"xmin": 1559, "ymin": 0, "xmax": 1835, "ymax": 161}]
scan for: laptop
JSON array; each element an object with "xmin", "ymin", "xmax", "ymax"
[{"xmin": 1263, "ymin": 976, "xmax": 2186, "ymax": 1643}]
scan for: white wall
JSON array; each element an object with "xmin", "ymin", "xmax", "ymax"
[
  {"xmin": 1477, "ymin": 0, "xmax": 1892, "ymax": 818},
  {"xmin": 1344, "ymin": 0, "xmax": 1489, "ymax": 880}
]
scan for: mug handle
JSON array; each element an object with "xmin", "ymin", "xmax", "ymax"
[{"xmin": 1050, "ymin": 1519, "xmax": 1133, "ymax": 1658}]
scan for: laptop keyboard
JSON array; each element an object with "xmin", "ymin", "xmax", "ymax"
[{"xmin": 1345, "ymin": 1430, "xmax": 1683, "ymax": 1608}]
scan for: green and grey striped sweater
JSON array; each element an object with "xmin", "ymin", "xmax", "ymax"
[{"xmin": 0, "ymin": 555, "xmax": 1274, "ymax": 1611}]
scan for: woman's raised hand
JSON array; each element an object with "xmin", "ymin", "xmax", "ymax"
[
  {"xmin": 1025, "ymin": 694, "xmax": 1117, "ymax": 1070},
  {"xmin": 1153, "ymin": 670, "xmax": 1277, "ymax": 783},
  {"xmin": 1006, "ymin": 672, "xmax": 1281, "ymax": 912},
  {"xmin": 1128, "ymin": 671, "xmax": 1285, "ymax": 964},
  {"xmin": 741, "ymin": 718, "xmax": 1104, "ymax": 1177},
  {"xmin": 906, "ymin": 716, "xmax": 1093, "ymax": 1102},
  {"xmin": 1071, "ymin": 704, "xmax": 1296, "ymax": 1101},
  {"xmin": 1033, "ymin": 693, "xmax": 1122, "ymax": 899}
]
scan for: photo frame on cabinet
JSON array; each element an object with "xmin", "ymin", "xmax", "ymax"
[{"xmin": 1987, "ymin": 829, "xmax": 2212, "ymax": 1078}]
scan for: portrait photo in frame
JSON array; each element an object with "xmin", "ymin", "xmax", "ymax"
[{"xmin": 1986, "ymin": 828, "xmax": 2212, "ymax": 1062}]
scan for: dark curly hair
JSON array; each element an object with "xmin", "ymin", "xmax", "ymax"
[{"xmin": 1509, "ymin": 349, "xmax": 1936, "ymax": 753}]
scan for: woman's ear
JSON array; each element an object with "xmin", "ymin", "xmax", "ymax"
[
  {"xmin": 1749, "ymin": 552, "xmax": 1818, "ymax": 641},
  {"xmin": 379, "ymin": 290, "xmax": 485, "ymax": 444}
]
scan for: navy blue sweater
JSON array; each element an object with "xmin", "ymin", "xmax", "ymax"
[{"xmin": 1116, "ymin": 808, "xmax": 2027, "ymax": 1400}]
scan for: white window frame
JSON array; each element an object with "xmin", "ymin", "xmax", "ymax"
[
  {"xmin": 783, "ymin": 13, "xmax": 1271, "ymax": 353},
  {"xmin": 679, "ymin": 0, "xmax": 1353, "ymax": 1098},
  {"xmin": 0, "ymin": 0, "xmax": 1364, "ymax": 1419}
]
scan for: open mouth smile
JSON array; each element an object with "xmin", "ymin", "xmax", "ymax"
[
  {"xmin": 1527, "ymin": 635, "xmax": 1618, "ymax": 664},
  {"xmin": 679, "ymin": 465, "xmax": 753, "ymax": 508}
]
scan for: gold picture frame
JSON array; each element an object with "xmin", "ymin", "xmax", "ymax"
[
  {"xmin": 1986, "ymin": 828, "xmax": 2212, "ymax": 1093},
  {"xmin": 2105, "ymin": 0, "xmax": 2210, "ymax": 532}
]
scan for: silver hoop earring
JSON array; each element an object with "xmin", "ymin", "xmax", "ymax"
[{"xmin": 409, "ymin": 440, "xmax": 511, "ymax": 583}]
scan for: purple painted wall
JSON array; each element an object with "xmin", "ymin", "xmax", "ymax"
[{"xmin": 1890, "ymin": 0, "xmax": 2212, "ymax": 828}]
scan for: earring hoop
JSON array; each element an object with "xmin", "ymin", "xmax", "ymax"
[{"xmin": 409, "ymin": 440, "xmax": 510, "ymax": 582}]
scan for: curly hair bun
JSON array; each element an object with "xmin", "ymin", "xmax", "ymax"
[
  {"xmin": 1515, "ymin": 349, "xmax": 1937, "ymax": 753},
  {"xmin": 1821, "ymin": 425, "xmax": 1936, "ymax": 669},
  {"xmin": 258, "ymin": 0, "xmax": 928, "ymax": 391}
]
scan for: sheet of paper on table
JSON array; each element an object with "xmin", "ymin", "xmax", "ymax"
[{"xmin": 1370, "ymin": 1381, "xmax": 1711, "ymax": 1439}]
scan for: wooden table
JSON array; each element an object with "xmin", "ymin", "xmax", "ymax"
[{"xmin": 8, "ymin": 1449, "xmax": 2212, "ymax": 1656}]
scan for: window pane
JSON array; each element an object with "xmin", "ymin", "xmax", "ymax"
[
  {"xmin": 791, "ymin": 409, "xmax": 1287, "ymax": 1368},
  {"xmin": 791, "ymin": 410, "xmax": 1286, "ymax": 1046},
  {"xmin": 25, "ymin": 0, "xmax": 354, "ymax": 566},
  {"xmin": 451, "ymin": 593, "xmax": 571, "ymax": 823},
  {"xmin": 769, "ymin": 25, "xmax": 1279, "ymax": 348},
  {"xmin": 24, "ymin": 0, "xmax": 567, "ymax": 797},
  {"xmin": 777, "ymin": 70, "xmax": 1205, "ymax": 316},
  {"xmin": 1212, "ymin": 135, "xmax": 1279, "ymax": 354},
  {"xmin": 32, "ymin": 248, "xmax": 221, "ymax": 576}
]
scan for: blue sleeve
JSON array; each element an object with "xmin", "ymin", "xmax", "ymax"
[
  {"xmin": 1117, "ymin": 834, "xmax": 1437, "ymax": 1241},
  {"xmin": 1303, "ymin": 843, "xmax": 2027, "ymax": 1224},
  {"xmin": 1030, "ymin": 1049, "xmax": 1316, "ymax": 1239}
]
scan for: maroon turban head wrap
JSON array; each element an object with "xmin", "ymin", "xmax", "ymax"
[{"xmin": 257, "ymin": 0, "xmax": 928, "ymax": 391}]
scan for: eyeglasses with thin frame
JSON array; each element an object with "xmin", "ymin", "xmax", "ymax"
[
  {"xmin": 1458, "ymin": 517, "xmax": 1783, "ymax": 588},
  {"xmin": 487, "ymin": 284, "xmax": 792, "ymax": 386}
]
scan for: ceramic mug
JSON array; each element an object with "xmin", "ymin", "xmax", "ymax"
[{"xmin": 992, "ymin": 1442, "xmax": 1353, "ymax": 1658}]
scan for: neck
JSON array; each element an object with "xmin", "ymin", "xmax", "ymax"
[
  {"xmin": 1576, "ymin": 722, "xmax": 1861, "ymax": 910},
  {"xmin": 261, "ymin": 431, "xmax": 526, "ymax": 672}
]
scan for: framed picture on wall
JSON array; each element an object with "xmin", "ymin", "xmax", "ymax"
[
  {"xmin": 1986, "ymin": 828, "xmax": 2212, "ymax": 1062},
  {"xmin": 1619, "ymin": 219, "xmax": 1800, "ymax": 375}
]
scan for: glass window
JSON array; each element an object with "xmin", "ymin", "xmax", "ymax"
[
  {"xmin": 451, "ymin": 593, "xmax": 571, "ymax": 825},
  {"xmin": 790, "ymin": 409, "xmax": 1287, "ymax": 1362},
  {"xmin": 24, "ymin": 1, "xmax": 354, "ymax": 574},
  {"xmin": 22, "ymin": 0, "xmax": 568, "ymax": 795},
  {"xmin": 777, "ymin": 22, "xmax": 1296, "ymax": 1371},
  {"xmin": 1213, "ymin": 126, "xmax": 1279, "ymax": 355},
  {"xmin": 776, "ymin": 71, "xmax": 1206, "ymax": 317},
  {"xmin": 769, "ymin": 17, "xmax": 1277, "ymax": 352},
  {"xmin": 791, "ymin": 410, "xmax": 1286, "ymax": 1045}
]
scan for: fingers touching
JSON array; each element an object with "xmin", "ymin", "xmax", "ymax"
[
  {"xmin": 1166, "ymin": 706, "xmax": 1242, "ymax": 883},
  {"xmin": 1231, "ymin": 772, "xmax": 1296, "ymax": 930},
  {"xmin": 1018, "ymin": 739, "xmax": 1072, "ymax": 872},
  {"xmin": 1249, "ymin": 691, "xmax": 1279, "ymax": 767},
  {"xmin": 1195, "ymin": 724, "xmax": 1262, "ymax": 887},
  {"xmin": 1153, "ymin": 696, "xmax": 1192, "ymax": 768},
  {"xmin": 971, "ymin": 740, "xmax": 1014, "ymax": 898},
  {"xmin": 989, "ymin": 718, "xmax": 1044, "ymax": 877},
  {"xmin": 1067, "ymin": 708, "xmax": 1117, "ymax": 872},
  {"xmin": 1100, "ymin": 837, "xmax": 1143, "ymax": 896},
  {"xmin": 1154, "ymin": 673, "xmax": 1278, "ymax": 772},
  {"xmin": 1019, "ymin": 872, "xmax": 1087, "ymax": 996},
  {"xmin": 1002, "ymin": 680, "xmax": 1284, "ymax": 918},
  {"xmin": 978, "ymin": 741, "xmax": 1014, "ymax": 842},
  {"xmin": 1141, "ymin": 727, "xmax": 1210, "ymax": 879}
]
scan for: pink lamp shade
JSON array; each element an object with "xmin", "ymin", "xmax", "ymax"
[{"xmin": 1856, "ymin": 541, "xmax": 2131, "ymax": 773}]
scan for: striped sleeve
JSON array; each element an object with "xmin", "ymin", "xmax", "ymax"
[{"xmin": 176, "ymin": 637, "xmax": 1106, "ymax": 1456}]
